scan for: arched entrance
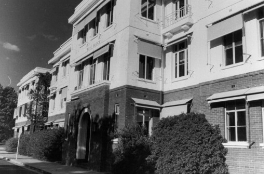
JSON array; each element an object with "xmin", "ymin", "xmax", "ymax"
[{"xmin": 76, "ymin": 109, "xmax": 91, "ymax": 160}]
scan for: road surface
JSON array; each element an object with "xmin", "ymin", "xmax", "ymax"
[{"xmin": 0, "ymin": 159, "xmax": 39, "ymax": 174}]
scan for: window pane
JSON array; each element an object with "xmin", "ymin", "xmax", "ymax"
[
  {"xmin": 148, "ymin": 0, "xmax": 155, "ymax": 20},
  {"xmin": 227, "ymin": 127, "xmax": 236, "ymax": 141},
  {"xmin": 226, "ymin": 100, "xmax": 235, "ymax": 110},
  {"xmin": 236, "ymin": 100, "xmax": 245, "ymax": 110},
  {"xmin": 261, "ymin": 39, "xmax": 264, "ymax": 56},
  {"xmin": 237, "ymin": 127, "xmax": 247, "ymax": 141},
  {"xmin": 141, "ymin": 0, "xmax": 147, "ymax": 18},
  {"xmin": 234, "ymin": 30, "xmax": 242, "ymax": 43},
  {"xmin": 235, "ymin": 45, "xmax": 243, "ymax": 63},
  {"xmin": 146, "ymin": 57, "xmax": 154, "ymax": 80},
  {"xmin": 179, "ymin": 51, "xmax": 185, "ymax": 77},
  {"xmin": 139, "ymin": 55, "xmax": 145, "ymax": 79},
  {"xmin": 175, "ymin": 53, "xmax": 178, "ymax": 78},
  {"xmin": 224, "ymin": 33, "xmax": 233, "ymax": 46},
  {"xmin": 237, "ymin": 111, "xmax": 246, "ymax": 126},
  {"xmin": 227, "ymin": 112, "xmax": 235, "ymax": 126},
  {"xmin": 225, "ymin": 48, "xmax": 233, "ymax": 66}
]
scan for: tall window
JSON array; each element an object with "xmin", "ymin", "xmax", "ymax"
[
  {"xmin": 224, "ymin": 30, "xmax": 243, "ymax": 66},
  {"xmin": 114, "ymin": 104, "xmax": 119, "ymax": 126},
  {"xmin": 103, "ymin": 51, "xmax": 111, "ymax": 81},
  {"xmin": 90, "ymin": 59, "xmax": 97, "ymax": 85},
  {"xmin": 141, "ymin": 0, "xmax": 155, "ymax": 20},
  {"xmin": 62, "ymin": 60, "xmax": 69, "ymax": 77},
  {"xmin": 106, "ymin": 0, "xmax": 114, "ymax": 27},
  {"xmin": 95, "ymin": 12, "xmax": 101, "ymax": 35},
  {"xmin": 80, "ymin": 25, "xmax": 88, "ymax": 44},
  {"xmin": 139, "ymin": 55, "xmax": 154, "ymax": 80},
  {"xmin": 174, "ymin": 40, "xmax": 188, "ymax": 78},
  {"xmin": 175, "ymin": 0, "xmax": 188, "ymax": 18},
  {"xmin": 260, "ymin": 19, "xmax": 264, "ymax": 57},
  {"xmin": 78, "ymin": 63, "xmax": 84, "ymax": 89},
  {"xmin": 225, "ymin": 100, "xmax": 246, "ymax": 142}
]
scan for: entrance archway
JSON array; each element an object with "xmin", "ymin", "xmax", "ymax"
[{"xmin": 76, "ymin": 109, "xmax": 91, "ymax": 160}]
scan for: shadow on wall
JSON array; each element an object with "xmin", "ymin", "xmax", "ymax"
[{"xmin": 62, "ymin": 101, "xmax": 117, "ymax": 172}]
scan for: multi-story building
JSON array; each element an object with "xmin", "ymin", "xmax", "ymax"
[
  {"xmin": 55, "ymin": 0, "xmax": 264, "ymax": 173},
  {"xmin": 46, "ymin": 38, "xmax": 71, "ymax": 128},
  {"xmin": 13, "ymin": 67, "xmax": 50, "ymax": 137}
]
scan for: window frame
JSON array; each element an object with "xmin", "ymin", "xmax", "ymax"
[
  {"xmin": 89, "ymin": 59, "xmax": 97, "ymax": 85},
  {"xmin": 77, "ymin": 63, "xmax": 84, "ymax": 89},
  {"xmin": 103, "ymin": 49, "xmax": 111, "ymax": 81},
  {"xmin": 62, "ymin": 59, "xmax": 70, "ymax": 77},
  {"xmin": 223, "ymin": 30, "xmax": 244, "ymax": 67},
  {"xmin": 173, "ymin": 40, "xmax": 188, "ymax": 80},
  {"xmin": 114, "ymin": 104, "xmax": 119, "ymax": 126},
  {"xmin": 106, "ymin": 0, "xmax": 114, "ymax": 28},
  {"xmin": 141, "ymin": 0, "xmax": 156, "ymax": 21},
  {"xmin": 223, "ymin": 99, "xmax": 249, "ymax": 148},
  {"xmin": 259, "ymin": 18, "xmax": 264, "ymax": 58},
  {"xmin": 139, "ymin": 54, "xmax": 155, "ymax": 81}
]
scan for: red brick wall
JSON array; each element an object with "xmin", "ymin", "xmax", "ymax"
[{"xmin": 164, "ymin": 70, "xmax": 264, "ymax": 173}]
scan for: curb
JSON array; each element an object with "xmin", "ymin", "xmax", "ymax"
[{"xmin": 0, "ymin": 155, "xmax": 51, "ymax": 174}]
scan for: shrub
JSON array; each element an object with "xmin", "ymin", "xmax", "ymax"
[
  {"xmin": 5, "ymin": 137, "xmax": 18, "ymax": 152},
  {"xmin": 150, "ymin": 112, "xmax": 228, "ymax": 174},
  {"xmin": 29, "ymin": 129, "xmax": 65, "ymax": 161},
  {"xmin": 18, "ymin": 134, "xmax": 31, "ymax": 156},
  {"xmin": 112, "ymin": 124, "xmax": 155, "ymax": 174}
]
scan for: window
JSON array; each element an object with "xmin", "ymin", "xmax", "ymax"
[
  {"xmin": 106, "ymin": 0, "xmax": 114, "ymax": 27},
  {"xmin": 95, "ymin": 12, "xmax": 101, "ymax": 35},
  {"xmin": 53, "ymin": 67, "xmax": 59, "ymax": 82},
  {"xmin": 225, "ymin": 100, "xmax": 246, "ymax": 142},
  {"xmin": 141, "ymin": 0, "xmax": 155, "ymax": 20},
  {"xmin": 223, "ymin": 30, "xmax": 243, "ymax": 66},
  {"xmin": 78, "ymin": 63, "xmax": 84, "ymax": 89},
  {"xmin": 174, "ymin": 40, "xmax": 188, "ymax": 78},
  {"xmin": 24, "ymin": 103, "xmax": 27, "ymax": 117},
  {"xmin": 62, "ymin": 60, "xmax": 70, "ymax": 77},
  {"xmin": 103, "ymin": 50, "xmax": 111, "ymax": 81},
  {"xmin": 259, "ymin": 19, "xmax": 264, "ymax": 56},
  {"xmin": 139, "ymin": 55, "xmax": 154, "ymax": 80},
  {"xmin": 89, "ymin": 59, "xmax": 97, "ymax": 85},
  {"xmin": 114, "ymin": 104, "xmax": 119, "ymax": 126},
  {"xmin": 137, "ymin": 107, "xmax": 159, "ymax": 135},
  {"xmin": 19, "ymin": 107, "xmax": 22, "ymax": 117},
  {"xmin": 175, "ymin": 0, "xmax": 188, "ymax": 18},
  {"xmin": 79, "ymin": 25, "xmax": 88, "ymax": 44}
]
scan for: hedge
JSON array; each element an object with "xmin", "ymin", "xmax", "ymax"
[
  {"xmin": 150, "ymin": 112, "xmax": 228, "ymax": 174},
  {"xmin": 18, "ymin": 129, "xmax": 64, "ymax": 161},
  {"xmin": 112, "ymin": 124, "xmax": 155, "ymax": 174},
  {"xmin": 5, "ymin": 137, "xmax": 18, "ymax": 152},
  {"xmin": 18, "ymin": 134, "xmax": 31, "ymax": 156}
]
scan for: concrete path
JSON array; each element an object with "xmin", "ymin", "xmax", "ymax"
[{"xmin": 0, "ymin": 145, "xmax": 106, "ymax": 174}]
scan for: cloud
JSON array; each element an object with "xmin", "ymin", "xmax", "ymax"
[
  {"xmin": 2, "ymin": 42, "xmax": 20, "ymax": 52},
  {"xmin": 42, "ymin": 33, "xmax": 58, "ymax": 41},
  {"xmin": 27, "ymin": 34, "xmax": 37, "ymax": 41},
  {"xmin": 6, "ymin": 57, "xmax": 10, "ymax": 60}
]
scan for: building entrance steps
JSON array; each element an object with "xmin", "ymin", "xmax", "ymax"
[{"xmin": 0, "ymin": 145, "xmax": 106, "ymax": 174}]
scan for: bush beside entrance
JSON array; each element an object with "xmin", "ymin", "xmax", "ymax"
[
  {"xmin": 5, "ymin": 137, "xmax": 18, "ymax": 152},
  {"xmin": 150, "ymin": 112, "xmax": 228, "ymax": 174}
]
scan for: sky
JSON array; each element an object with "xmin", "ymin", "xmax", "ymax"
[{"xmin": 0, "ymin": 0, "xmax": 82, "ymax": 91}]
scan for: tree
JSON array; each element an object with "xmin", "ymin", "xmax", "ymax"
[
  {"xmin": 150, "ymin": 113, "xmax": 228, "ymax": 174},
  {"xmin": 27, "ymin": 72, "xmax": 51, "ymax": 133},
  {"xmin": 0, "ymin": 84, "xmax": 18, "ymax": 141}
]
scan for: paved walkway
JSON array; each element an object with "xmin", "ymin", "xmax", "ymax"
[{"xmin": 0, "ymin": 145, "xmax": 106, "ymax": 174}]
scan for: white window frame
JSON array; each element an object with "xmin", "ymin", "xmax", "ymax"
[
  {"xmin": 259, "ymin": 18, "xmax": 264, "ymax": 59},
  {"xmin": 139, "ymin": 55, "xmax": 155, "ymax": 81},
  {"xmin": 77, "ymin": 63, "xmax": 84, "ymax": 89},
  {"xmin": 89, "ymin": 59, "xmax": 97, "ymax": 85},
  {"xmin": 114, "ymin": 104, "xmax": 119, "ymax": 125},
  {"xmin": 223, "ymin": 100, "xmax": 249, "ymax": 148},
  {"xmin": 141, "ymin": 0, "xmax": 156, "ymax": 21},
  {"xmin": 172, "ymin": 40, "xmax": 188, "ymax": 80},
  {"xmin": 222, "ymin": 30, "xmax": 244, "ymax": 67},
  {"xmin": 105, "ymin": 0, "xmax": 114, "ymax": 28},
  {"xmin": 260, "ymin": 100, "xmax": 264, "ymax": 148}
]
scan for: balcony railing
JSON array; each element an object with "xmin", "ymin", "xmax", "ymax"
[{"xmin": 163, "ymin": 5, "xmax": 191, "ymax": 29}]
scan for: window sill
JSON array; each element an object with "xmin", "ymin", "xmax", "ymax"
[
  {"xmin": 138, "ymin": 78, "xmax": 156, "ymax": 84},
  {"xmin": 222, "ymin": 142, "xmax": 249, "ymax": 148},
  {"xmin": 172, "ymin": 74, "xmax": 190, "ymax": 83},
  {"xmin": 221, "ymin": 61, "xmax": 245, "ymax": 70},
  {"xmin": 71, "ymin": 80, "xmax": 111, "ymax": 96},
  {"xmin": 140, "ymin": 16, "xmax": 158, "ymax": 24},
  {"xmin": 260, "ymin": 143, "xmax": 264, "ymax": 148},
  {"xmin": 104, "ymin": 24, "xmax": 113, "ymax": 32},
  {"xmin": 91, "ymin": 34, "xmax": 99, "ymax": 41},
  {"xmin": 257, "ymin": 57, "xmax": 264, "ymax": 61},
  {"xmin": 79, "ymin": 42, "xmax": 86, "ymax": 48}
]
